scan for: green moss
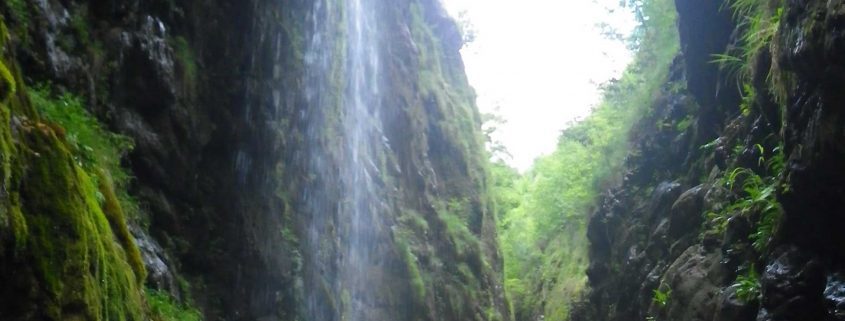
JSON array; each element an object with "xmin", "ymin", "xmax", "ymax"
[
  {"xmin": 29, "ymin": 86, "xmax": 140, "ymax": 219},
  {"xmin": 170, "ymin": 36, "xmax": 198, "ymax": 93},
  {"xmin": 8, "ymin": 192, "xmax": 27, "ymax": 249},
  {"xmin": 0, "ymin": 60, "xmax": 14, "ymax": 100},
  {"xmin": 394, "ymin": 230, "xmax": 427, "ymax": 304},
  {"xmin": 98, "ymin": 170, "xmax": 146, "ymax": 283},
  {"xmin": 436, "ymin": 199, "xmax": 481, "ymax": 259},
  {"xmin": 146, "ymin": 288, "xmax": 202, "ymax": 321},
  {"xmin": 0, "ymin": 23, "xmax": 148, "ymax": 319},
  {"xmin": 29, "ymin": 87, "xmax": 133, "ymax": 173},
  {"xmin": 0, "ymin": 60, "xmax": 14, "ymax": 184},
  {"xmin": 70, "ymin": 6, "xmax": 91, "ymax": 44},
  {"xmin": 21, "ymin": 129, "xmax": 144, "ymax": 320},
  {"xmin": 398, "ymin": 209, "xmax": 429, "ymax": 233},
  {"xmin": 410, "ymin": 0, "xmax": 487, "ymax": 194}
]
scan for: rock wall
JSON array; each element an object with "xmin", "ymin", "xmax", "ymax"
[
  {"xmin": 571, "ymin": 0, "xmax": 845, "ymax": 321},
  {"xmin": 0, "ymin": 0, "xmax": 508, "ymax": 320}
]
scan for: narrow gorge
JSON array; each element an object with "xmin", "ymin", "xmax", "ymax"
[{"xmin": 0, "ymin": 0, "xmax": 843, "ymax": 321}]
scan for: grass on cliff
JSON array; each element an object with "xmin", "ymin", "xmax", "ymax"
[
  {"xmin": 2, "ymin": 36, "xmax": 203, "ymax": 319},
  {"xmin": 147, "ymin": 289, "xmax": 203, "ymax": 321},
  {"xmin": 28, "ymin": 85, "xmax": 143, "ymax": 221},
  {"xmin": 0, "ymin": 22, "xmax": 148, "ymax": 319},
  {"xmin": 493, "ymin": 0, "xmax": 680, "ymax": 319},
  {"xmin": 713, "ymin": 0, "xmax": 786, "ymax": 107},
  {"xmin": 706, "ymin": 0, "xmax": 788, "ymax": 303}
]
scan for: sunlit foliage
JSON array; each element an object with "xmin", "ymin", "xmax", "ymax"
[{"xmin": 491, "ymin": 0, "xmax": 680, "ymax": 319}]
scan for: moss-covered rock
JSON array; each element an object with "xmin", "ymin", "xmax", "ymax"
[{"xmin": 0, "ymin": 19, "xmax": 146, "ymax": 320}]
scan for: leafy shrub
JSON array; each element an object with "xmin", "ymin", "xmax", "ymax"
[
  {"xmin": 734, "ymin": 267, "xmax": 761, "ymax": 303},
  {"xmin": 705, "ymin": 145, "xmax": 785, "ymax": 251}
]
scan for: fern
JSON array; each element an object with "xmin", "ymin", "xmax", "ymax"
[
  {"xmin": 705, "ymin": 145, "xmax": 785, "ymax": 252},
  {"xmin": 734, "ymin": 267, "xmax": 761, "ymax": 303}
]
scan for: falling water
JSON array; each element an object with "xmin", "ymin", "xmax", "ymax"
[
  {"xmin": 341, "ymin": 0, "xmax": 384, "ymax": 319},
  {"xmin": 303, "ymin": 0, "xmax": 386, "ymax": 319}
]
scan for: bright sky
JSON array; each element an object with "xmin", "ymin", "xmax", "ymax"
[{"xmin": 441, "ymin": 0, "xmax": 637, "ymax": 171}]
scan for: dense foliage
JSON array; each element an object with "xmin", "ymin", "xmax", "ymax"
[{"xmin": 491, "ymin": 0, "xmax": 680, "ymax": 319}]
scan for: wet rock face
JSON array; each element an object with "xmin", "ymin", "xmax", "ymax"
[
  {"xmin": 824, "ymin": 274, "xmax": 845, "ymax": 320},
  {"xmin": 131, "ymin": 225, "xmax": 179, "ymax": 296},
  {"xmin": 673, "ymin": 0, "xmax": 737, "ymax": 112},
  {"xmin": 115, "ymin": 15, "xmax": 177, "ymax": 117},
  {"xmin": 8, "ymin": 0, "xmax": 507, "ymax": 320},
  {"xmin": 716, "ymin": 284, "xmax": 759, "ymax": 321},
  {"xmin": 758, "ymin": 247, "xmax": 826, "ymax": 321},
  {"xmin": 668, "ymin": 185, "xmax": 705, "ymax": 239},
  {"xmin": 777, "ymin": 0, "xmax": 845, "ymax": 259}
]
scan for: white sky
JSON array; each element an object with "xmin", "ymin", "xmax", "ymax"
[{"xmin": 441, "ymin": 0, "xmax": 637, "ymax": 171}]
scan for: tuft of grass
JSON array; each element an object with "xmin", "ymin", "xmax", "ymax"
[
  {"xmin": 170, "ymin": 36, "xmax": 198, "ymax": 93},
  {"xmin": 28, "ymin": 86, "xmax": 140, "ymax": 218},
  {"xmin": 146, "ymin": 289, "xmax": 202, "ymax": 321},
  {"xmin": 652, "ymin": 287, "xmax": 671, "ymax": 308},
  {"xmin": 29, "ymin": 86, "xmax": 133, "ymax": 175},
  {"xmin": 712, "ymin": 0, "xmax": 784, "ymax": 114},
  {"xmin": 437, "ymin": 199, "xmax": 482, "ymax": 259}
]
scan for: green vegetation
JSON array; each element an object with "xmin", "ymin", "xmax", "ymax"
[
  {"xmin": 705, "ymin": 0, "xmax": 787, "ymax": 308},
  {"xmin": 704, "ymin": 0, "xmax": 788, "ymax": 255},
  {"xmin": 0, "ymin": 46, "xmax": 146, "ymax": 321},
  {"xmin": 395, "ymin": 235, "xmax": 427, "ymax": 303},
  {"xmin": 490, "ymin": 0, "xmax": 680, "ymax": 319},
  {"xmin": 652, "ymin": 288, "xmax": 671, "ymax": 307},
  {"xmin": 410, "ymin": 0, "xmax": 487, "ymax": 195},
  {"xmin": 713, "ymin": 0, "xmax": 787, "ymax": 108},
  {"xmin": 437, "ymin": 199, "xmax": 482, "ymax": 259},
  {"xmin": 3, "ymin": 0, "xmax": 29, "ymax": 30},
  {"xmin": 734, "ymin": 267, "xmax": 761, "ymax": 303},
  {"xmin": 0, "ymin": 60, "xmax": 14, "ymax": 99},
  {"xmin": 28, "ymin": 85, "xmax": 143, "ymax": 223},
  {"xmin": 0, "ymin": 22, "xmax": 204, "ymax": 319},
  {"xmin": 705, "ymin": 145, "xmax": 785, "ymax": 251},
  {"xmin": 171, "ymin": 36, "xmax": 198, "ymax": 93},
  {"xmin": 0, "ymin": 18, "xmax": 151, "ymax": 320},
  {"xmin": 146, "ymin": 289, "xmax": 203, "ymax": 321},
  {"xmin": 29, "ymin": 86, "xmax": 133, "ymax": 181},
  {"xmin": 401, "ymin": 3, "xmax": 507, "ymax": 319}
]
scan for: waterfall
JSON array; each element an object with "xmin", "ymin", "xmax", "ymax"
[
  {"xmin": 303, "ymin": 0, "xmax": 386, "ymax": 319},
  {"xmin": 342, "ymin": 0, "xmax": 384, "ymax": 319}
]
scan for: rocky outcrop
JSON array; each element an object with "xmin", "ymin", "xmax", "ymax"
[{"xmin": 571, "ymin": 1, "xmax": 845, "ymax": 321}]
